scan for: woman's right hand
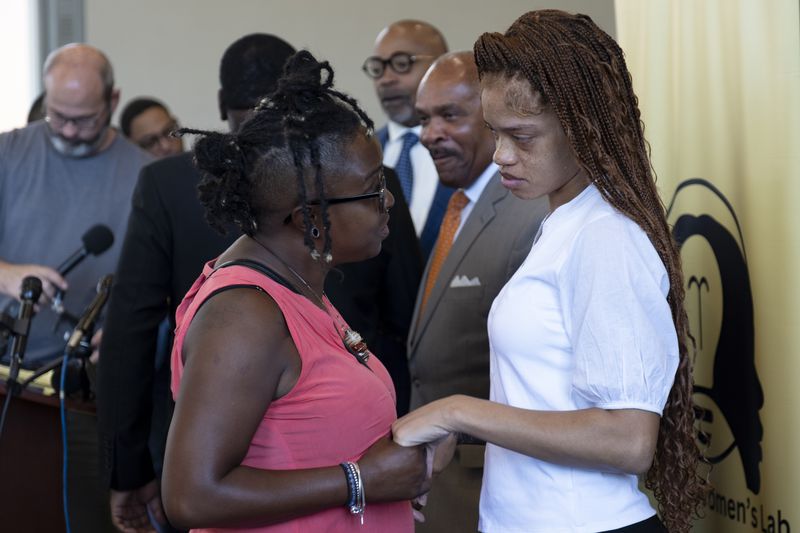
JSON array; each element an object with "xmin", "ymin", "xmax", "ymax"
[{"xmin": 358, "ymin": 436, "xmax": 429, "ymax": 502}]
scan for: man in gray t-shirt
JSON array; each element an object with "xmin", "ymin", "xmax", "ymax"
[
  {"xmin": 0, "ymin": 43, "xmax": 150, "ymax": 533},
  {"xmin": 0, "ymin": 44, "xmax": 151, "ymax": 369}
]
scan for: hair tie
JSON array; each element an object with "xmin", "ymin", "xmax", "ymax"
[{"xmin": 256, "ymin": 96, "xmax": 274, "ymax": 111}]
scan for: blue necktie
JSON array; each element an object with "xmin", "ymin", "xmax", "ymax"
[{"xmin": 394, "ymin": 131, "xmax": 418, "ymax": 203}]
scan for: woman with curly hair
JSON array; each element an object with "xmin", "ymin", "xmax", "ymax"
[
  {"xmin": 393, "ymin": 10, "xmax": 707, "ymax": 532},
  {"xmin": 160, "ymin": 51, "xmax": 430, "ymax": 532}
]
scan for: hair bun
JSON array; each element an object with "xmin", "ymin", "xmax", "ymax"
[{"xmin": 269, "ymin": 51, "xmax": 335, "ymax": 123}]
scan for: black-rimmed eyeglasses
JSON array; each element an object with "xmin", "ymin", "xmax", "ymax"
[
  {"xmin": 45, "ymin": 105, "xmax": 109, "ymax": 132},
  {"xmin": 308, "ymin": 170, "xmax": 387, "ymax": 212},
  {"xmin": 137, "ymin": 119, "xmax": 180, "ymax": 150},
  {"xmin": 361, "ymin": 52, "xmax": 432, "ymax": 79}
]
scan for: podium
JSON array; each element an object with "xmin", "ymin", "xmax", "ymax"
[{"xmin": 0, "ymin": 378, "xmax": 95, "ymax": 531}]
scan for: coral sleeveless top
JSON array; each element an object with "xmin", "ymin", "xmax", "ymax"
[{"xmin": 171, "ymin": 260, "xmax": 413, "ymax": 533}]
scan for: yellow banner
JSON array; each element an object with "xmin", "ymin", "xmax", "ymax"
[{"xmin": 616, "ymin": 0, "xmax": 800, "ymax": 531}]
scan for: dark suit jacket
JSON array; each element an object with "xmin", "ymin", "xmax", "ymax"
[
  {"xmin": 407, "ymin": 173, "xmax": 547, "ymax": 533},
  {"xmin": 96, "ymin": 154, "xmax": 421, "ymax": 491},
  {"xmin": 324, "ymin": 166, "xmax": 422, "ymax": 415},
  {"xmin": 97, "ymin": 153, "xmax": 236, "ymax": 490},
  {"xmin": 377, "ymin": 125, "xmax": 454, "ymax": 259}
]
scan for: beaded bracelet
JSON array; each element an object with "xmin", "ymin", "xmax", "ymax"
[
  {"xmin": 340, "ymin": 461, "xmax": 366, "ymax": 524},
  {"xmin": 340, "ymin": 462, "xmax": 357, "ymax": 508}
]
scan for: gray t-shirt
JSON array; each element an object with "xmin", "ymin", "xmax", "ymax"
[{"xmin": 0, "ymin": 121, "xmax": 152, "ymax": 367}]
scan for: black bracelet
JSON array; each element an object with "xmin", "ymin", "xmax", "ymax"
[
  {"xmin": 339, "ymin": 461, "xmax": 365, "ymax": 523},
  {"xmin": 339, "ymin": 462, "xmax": 357, "ymax": 508}
]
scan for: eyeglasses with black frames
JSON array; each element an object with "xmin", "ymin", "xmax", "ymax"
[
  {"xmin": 308, "ymin": 169, "xmax": 388, "ymax": 212},
  {"xmin": 137, "ymin": 119, "xmax": 179, "ymax": 151},
  {"xmin": 361, "ymin": 52, "xmax": 433, "ymax": 79},
  {"xmin": 44, "ymin": 104, "xmax": 109, "ymax": 132}
]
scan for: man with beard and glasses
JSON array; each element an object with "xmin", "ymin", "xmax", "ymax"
[
  {"xmin": 364, "ymin": 20, "xmax": 453, "ymax": 260},
  {"xmin": 0, "ymin": 43, "xmax": 150, "ymax": 532}
]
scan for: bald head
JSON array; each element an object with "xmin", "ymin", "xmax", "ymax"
[
  {"xmin": 416, "ymin": 51, "xmax": 495, "ymax": 189},
  {"xmin": 374, "ymin": 20, "xmax": 448, "ymax": 55},
  {"xmin": 369, "ymin": 20, "xmax": 448, "ymax": 126},
  {"xmin": 421, "ymin": 51, "xmax": 479, "ymax": 89},
  {"xmin": 44, "ymin": 44, "xmax": 114, "ymax": 98},
  {"xmin": 42, "ymin": 44, "xmax": 119, "ymax": 157}
]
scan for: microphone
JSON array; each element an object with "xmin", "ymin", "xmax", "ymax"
[
  {"xmin": 57, "ymin": 224, "xmax": 114, "ymax": 277},
  {"xmin": 0, "ymin": 277, "xmax": 43, "ymax": 436},
  {"xmin": 8, "ymin": 277, "xmax": 43, "ymax": 366},
  {"xmin": 52, "ymin": 224, "xmax": 114, "ymax": 315},
  {"xmin": 65, "ymin": 274, "xmax": 113, "ymax": 356}
]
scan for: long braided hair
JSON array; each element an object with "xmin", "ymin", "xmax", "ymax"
[
  {"xmin": 475, "ymin": 10, "xmax": 708, "ymax": 531},
  {"xmin": 179, "ymin": 50, "xmax": 374, "ymax": 261}
]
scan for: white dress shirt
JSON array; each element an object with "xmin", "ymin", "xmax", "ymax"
[{"xmin": 383, "ymin": 121, "xmax": 440, "ymax": 235}]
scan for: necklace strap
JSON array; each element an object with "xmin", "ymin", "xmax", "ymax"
[
  {"xmin": 248, "ymin": 237, "xmax": 327, "ymax": 307},
  {"xmin": 246, "ymin": 237, "xmax": 372, "ymax": 368},
  {"xmin": 214, "ymin": 259, "xmax": 300, "ymax": 295}
]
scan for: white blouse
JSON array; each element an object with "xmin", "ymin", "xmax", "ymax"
[{"xmin": 479, "ymin": 184, "xmax": 679, "ymax": 532}]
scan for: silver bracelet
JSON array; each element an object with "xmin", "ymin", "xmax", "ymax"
[{"xmin": 350, "ymin": 461, "xmax": 365, "ymax": 524}]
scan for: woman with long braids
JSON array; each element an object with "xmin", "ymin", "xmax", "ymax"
[
  {"xmin": 393, "ymin": 10, "xmax": 707, "ymax": 532},
  {"xmin": 161, "ymin": 51, "xmax": 430, "ymax": 532}
]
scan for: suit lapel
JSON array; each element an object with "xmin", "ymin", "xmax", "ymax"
[
  {"xmin": 407, "ymin": 254, "xmax": 432, "ymax": 346},
  {"xmin": 409, "ymin": 173, "xmax": 508, "ymax": 353},
  {"xmin": 377, "ymin": 126, "xmax": 389, "ymax": 149}
]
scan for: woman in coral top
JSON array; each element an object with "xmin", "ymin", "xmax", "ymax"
[{"xmin": 161, "ymin": 51, "xmax": 431, "ymax": 532}]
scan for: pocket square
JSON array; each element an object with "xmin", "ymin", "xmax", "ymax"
[{"xmin": 450, "ymin": 275, "xmax": 481, "ymax": 288}]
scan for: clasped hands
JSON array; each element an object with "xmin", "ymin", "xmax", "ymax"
[{"xmin": 392, "ymin": 396, "xmax": 462, "ymax": 522}]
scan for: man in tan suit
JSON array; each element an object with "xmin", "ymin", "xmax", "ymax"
[{"xmin": 407, "ymin": 52, "xmax": 547, "ymax": 532}]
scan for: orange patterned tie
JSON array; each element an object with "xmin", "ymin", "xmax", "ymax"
[{"xmin": 420, "ymin": 190, "xmax": 469, "ymax": 313}]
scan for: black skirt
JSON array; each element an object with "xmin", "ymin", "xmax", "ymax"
[{"xmin": 599, "ymin": 514, "xmax": 667, "ymax": 533}]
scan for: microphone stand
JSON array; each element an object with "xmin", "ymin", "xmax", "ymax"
[
  {"xmin": 23, "ymin": 273, "xmax": 113, "ymax": 399},
  {"xmin": 0, "ymin": 314, "xmax": 30, "ymax": 422},
  {"xmin": 54, "ymin": 273, "xmax": 112, "ymax": 533},
  {"xmin": 20, "ymin": 331, "xmax": 94, "ymax": 399},
  {"xmin": 0, "ymin": 277, "xmax": 43, "ymax": 439},
  {"xmin": 51, "ymin": 302, "xmax": 80, "ymax": 333},
  {"xmin": 1, "ymin": 272, "xmax": 111, "ymax": 439}
]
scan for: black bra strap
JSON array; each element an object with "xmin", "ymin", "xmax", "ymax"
[{"xmin": 213, "ymin": 258, "xmax": 299, "ymax": 294}]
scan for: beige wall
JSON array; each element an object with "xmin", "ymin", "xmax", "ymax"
[
  {"xmin": 617, "ymin": 1, "xmax": 800, "ymax": 530},
  {"xmin": 85, "ymin": 0, "xmax": 615, "ymax": 132}
]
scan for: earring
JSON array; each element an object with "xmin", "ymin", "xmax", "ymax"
[
  {"xmin": 310, "ymin": 248, "xmax": 321, "ymax": 261},
  {"xmin": 310, "ymin": 225, "xmax": 321, "ymax": 239}
]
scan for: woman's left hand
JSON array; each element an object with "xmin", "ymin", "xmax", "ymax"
[{"xmin": 392, "ymin": 395, "xmax": 463, "ymax": 446}]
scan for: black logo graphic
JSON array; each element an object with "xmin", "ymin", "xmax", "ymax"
[{"xmin": 667, "ymin": 178, "xmax": 764, "ymax": 494}]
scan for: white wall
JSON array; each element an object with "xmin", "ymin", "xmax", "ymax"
[
  {"xmin": 85, "ymin": 0, "xmax": 615, "ymax": 132},
  {"xmin": 0, "ymin": 0, "xmax": 39, "ymax": 131}
]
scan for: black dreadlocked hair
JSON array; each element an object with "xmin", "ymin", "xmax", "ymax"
[{"xmin": 179, "ymin": 50, "xmax": 374, "ymax": 261}]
